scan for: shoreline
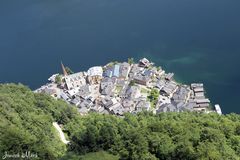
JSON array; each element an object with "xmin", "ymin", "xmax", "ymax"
[{"xmin": 35, "ymin": 58, "xmax": 221, "ymax": 116}]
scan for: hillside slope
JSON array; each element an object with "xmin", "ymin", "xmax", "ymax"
[
  {"xmin": 0, "ymin": 84, "xmax": 239, "ymax": 160},
  {"xmin": 0, "ymin": 84, "xmax": 77, "ymax": 159}
]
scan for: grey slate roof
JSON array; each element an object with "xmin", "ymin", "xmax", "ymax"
[
  {"xmin": 165, "ymin": 73, "xmax": 174, "ymax": 80},
  {"xmin": 155, "ymin": 80, "xmax": 166, "ymax": 89},
  {"xmin": 71, "ymin": 97, "xmax": 81, "ymax": 106},
  {"xmin": 172, "ymin": 86, "xmax": 190, "ymax": 102},
  {"xmin": 100, "ymin": 78, "xmax": 114, "ymax": 95},
  {"xmin": 60, "ymin": 92, "xmax": 70, "ymax": 101},
  {"xmin": 111, "ymin": 105, "xmax": 125, "ymax": 115},
  {"xmin": 79, "ymin": 107, "xmax": 88, "ymax": 114},
  {"xmin": 77, "ymin": 85, "xmax": 91, "ymax": 99},
  {"xmin": 161, "ymin": 81, "xmax": 178, "ymax": 96},
  {"xmin": 136, "ymin": 100, "xmax": 151, "ymax": 111},
  {"xmin": 103, "ymin": 69, "xmax": 113, "ymax": 78},
  {"xmin": 119, "ymin": 62, "xmax": 130, "ymax": 79},
  {"xmin": 126, "ymin": 86, "xmax": 140, "ymax": 99},
  {"xmin": 79, "ymin": 99, "xmax": 92, "ymax": 109},
  {"xmin": 133, "ymin": 74, "xmax": 151, "ymax": 85},
  {"xmin": 130, "ymin": 64, "xmax": 142, "ymax": 75},
  {"xmin": 122, "ymin": 99, "xmax": 135, "ymax": 108},
  {"xmin": 157, "ymin": 103, "xmax": 177, "ymax": 113}
]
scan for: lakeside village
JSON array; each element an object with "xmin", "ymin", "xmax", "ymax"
[{"xmin": 35, "ymin": 58, "xmax": 222, "ymax": 116}]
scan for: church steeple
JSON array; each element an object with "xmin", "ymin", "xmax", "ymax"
[{"xmin": 61, "ymin": 61, "xmax": 68, "ymax": 76}]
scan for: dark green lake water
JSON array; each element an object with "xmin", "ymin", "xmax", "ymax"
[{"xmin": 0, "ymin": 0, "xmax": 240, "ymax": 113}]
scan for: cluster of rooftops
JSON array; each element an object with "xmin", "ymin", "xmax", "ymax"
[{"xmin": 35, "ymin": 58, "xmax": 222, "ymax": 116}]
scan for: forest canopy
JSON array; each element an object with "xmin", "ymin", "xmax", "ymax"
[
  {"xmin": 0, "ymin": 84, "xmax": 77, "ymax": 159},
  {"xmin": 0, "ymin": 84, "xmax": 240, "ymax": 160}
]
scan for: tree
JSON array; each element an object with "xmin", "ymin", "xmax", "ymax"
[
  {"xmin": 157, "ymin": 66, "xmax": 161, "ymax": 71},
  {"xmin": 196, "ymin": 142, "xmax": 221, "ymax": 160},
  {"xmin": 99, "ymin": 123, "xmax": 118, "ymax": 149},
  {"xmin": 84, "ymin": 125, "xmax": 99, "ymax": 151},
  {"xmin": 121, "ymin": 128, "xmax": 150, "ymax": 160},
  {"xmin": 55, "ymin": 75, "xmax": 62, "ymax": 85},
  {"xmin": 147, "ymin": 88, "xmax": 159, "ymax": 108},
  {"xmin": 65, "ymin": 66, "xmax": 74, "ymax": 74},
  {"xmin": 113, "ymin": 61, "xmax": 119, "ymax": 65},
  {"xmin": 148, "ymin": 133, "xmax": 175, "ymax": 159},
  {"xmin": 129, "ymin": 80, "xmax": 135, "ymax": 86},
  {"xmin": 128, "ymin": 58, "xmax": 134, "ymax": 65},
  {"xmin": 1, "ymin": 84, "xmax": 240, "ymax": 159},
  {"xmin": 0, "ymin": 84, "xmax": 73, "ymax": 159}
]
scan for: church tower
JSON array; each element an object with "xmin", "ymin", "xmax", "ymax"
[{"xmin": 61, "ymin": 61, "xmax": 68, "ymax": 76}]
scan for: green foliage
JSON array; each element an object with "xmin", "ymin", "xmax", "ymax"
[
  {"xmin": 147, "ymin": 88, "xmax": 159, "ymax": 108},
  {"xmin": 55, "ymin": 74, "xmax": 62, "ymax": 85},
  {"xmin": 107, "ymin": 62, "xmax": 114, "ymax": 67},
  {"xmin": 156, "ymin": 66, "xmax": 161, "ymax": 71},
  {"xmin": 61, "ymin": 151, "xmax": 119, "ymax": 160},
  {"xmin": 113, "ymin": 61, "xmax": 119, "ymax": 65},
  {"xmin": 129, "ymin": 80, "xmax": 135, "ymax": 86},
  {"xmin": 115, "ymin": 86, "xmax": 123, "ymax": 95},
  {"xmin": 65, "ymin": 112, "xmax": 240, "ymax": 160},
  {"xmin": 65, "ymin": 66, "xmax": 74, "ymax": 74},
  {"xmin": 1, "ymin": 84, "xmax": 240, "ymax": 160},
  {"xmin": 0, "ymin": 84, "xmax": 77, "ymax": 159},
  {"xmin": 128, "ymin": 58, "xmax": 134, "ymax": 65},
  {"xmin": 106, "ymin": 61, "xmax": 119, "ymax": 67},
  {"xmin": 141, "ymin": 87, "xmax": 149, "ymax": 94}
]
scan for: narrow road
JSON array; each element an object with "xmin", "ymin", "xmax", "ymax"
[{"xmin": 53, "ymin": 122, "xmax": 70, "ymax": 144}]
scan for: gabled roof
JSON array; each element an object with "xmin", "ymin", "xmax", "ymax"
[
  {"xmin": 60, "ymin": 92, "xmax": 69, "ymax": 101},
  {"xmin": 119, "ymin": 62, "xmax": 131, "ymax": 78},
  {"xmin": 136, "ymin": 100, "xmax": 151, "ymax": 111}
]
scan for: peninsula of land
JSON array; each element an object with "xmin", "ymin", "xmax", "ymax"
[{"xmin": 35, "ymin": 58, "xmax": 222, "ymax": 115}]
